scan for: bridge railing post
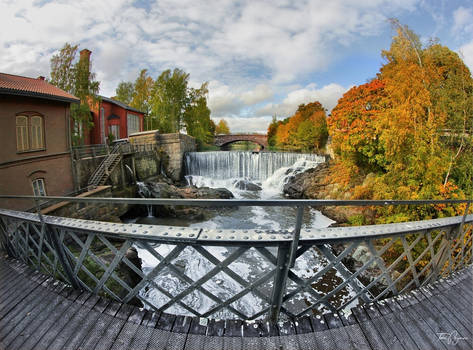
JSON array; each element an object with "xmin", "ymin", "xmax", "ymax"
[{"xmin": 268, "ymin": 206, "xmax": 304, "ymax": 323}]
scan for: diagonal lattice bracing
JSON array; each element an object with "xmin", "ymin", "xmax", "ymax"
[{"xmin": 0, "ymin": 208, "xmax": 471, "ymax": 321}]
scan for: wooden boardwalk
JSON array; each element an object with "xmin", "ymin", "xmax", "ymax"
[{"xmin": 0, "ymin": 256, "xmax": 471, "ymax": 350}]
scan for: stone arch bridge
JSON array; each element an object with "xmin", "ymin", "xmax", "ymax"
[{"xmin": 214, "ymin": 134, "xmax": 268, "ymax": 149}]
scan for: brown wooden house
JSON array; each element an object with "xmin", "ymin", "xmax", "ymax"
[{"xmin": 0, "ymin": 73, "xmax": 80, "ymax": 210}]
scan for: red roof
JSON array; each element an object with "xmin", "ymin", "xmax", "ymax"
[{"xmin": 0, "ymin": 73, "xmax": 79, "ymax": 103}]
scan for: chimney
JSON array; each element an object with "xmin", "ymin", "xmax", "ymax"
[
  {"xmin": 37, "ymin": 76, "xmax": 45, "ymax": 80},
  {"xmin": 79, "ymin": 49, "xmax": 91, "ymax": 62},
  {"xmin": 79, "ymin": 49, "xmax": 91, "ymax": 73}
]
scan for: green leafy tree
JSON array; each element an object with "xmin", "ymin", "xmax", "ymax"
[
  {"xmin": 50, "ymin": 43, "xmax": 77, "ymax": 93},
  {"xmin": 148, "ymin": 68, "xmax": 214, "ymax": 144},
  {"xmin": 215, "ymin": 119, "xmax": 230, "ymax": 134},
  {"xmin": 114, "ymin": 81, "xmax": 134, "ymax": 105},
  {"xmin": 151, "ymin": 68, "xmax": 189, "ymax": 133},
  {"xmin": 184, "ymin": 82, "xmax": 215, "ymax": 143},
  {"xmin": 267, "ymin": 115, "xmax": 281, "ymax": 148},
  {"xmin": 131, "ymin": 69, "xmax": 154, "ymax": 129},
  {"xmin": 50, "ymin": 44, "xmax": 100, "ymax": 145}
]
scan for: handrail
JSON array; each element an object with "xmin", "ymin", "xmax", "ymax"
[
  {"xmin": 0, "ymin": 195, "xmax": 471, "ymax": 323},
  {"xmin": 0, "ymin": 194, "xmax": 471, "ymax": 207}
]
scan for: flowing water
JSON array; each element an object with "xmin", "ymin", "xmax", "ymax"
[{"xmin": 134, "ymin": 151, "xmax": 357, "ymax": 318}]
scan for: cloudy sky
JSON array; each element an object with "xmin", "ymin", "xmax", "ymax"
[{"xmin": 1, "ymin": 0, "xmax": 472, "ymax": 133}]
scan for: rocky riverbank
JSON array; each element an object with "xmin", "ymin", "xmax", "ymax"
[
  {"xmin": 131, "ymin": 179, "xmax": 234, "ymax": 221},
  {"xmin": 282, "ymin": 162, "xmax": 371, "ymax": 225}
]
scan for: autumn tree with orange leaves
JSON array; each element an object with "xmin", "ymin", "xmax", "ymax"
[
  {"xmin": 270, "ymin": 102, "xmax": 328, "ymax": 152},
  {"xmin": 327, "ymin": 22, "xmax": 473, "ymax": 222}
]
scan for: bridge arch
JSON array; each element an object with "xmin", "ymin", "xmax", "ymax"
[{"xmin": 214, "ymin": 134, "xmax": 268, "ymax": 150}]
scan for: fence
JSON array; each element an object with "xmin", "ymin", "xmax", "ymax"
[
  {"xmin": 71, "ymin": 144, "xmax": 109, "ymax": 160},
  {"xmin": 72, "ymin": 142, "xmax": 156, "ymax": 160},
  {"xmin": 0, "ymin": 195, "xmax": 471, "ymax": 323}
]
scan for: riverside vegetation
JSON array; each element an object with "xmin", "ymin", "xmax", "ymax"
[{"xmin": 271, "ymin": 22, "xmax": 473, "ymax": 225}]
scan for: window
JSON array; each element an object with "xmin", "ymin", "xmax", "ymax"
[
  {"xmin": 32, "ymin": 178, "xmax": 46, "ymax": 196},
  {"xmin": 16, "ymin": 115, "xmax": 44, "ymax": 152},
  {"xmin": 109, "ymin": 125, "xmax": 120, "ymax": 140},
  {"xmin": 127, "ymin": 113, "xmax": 140, "ymax": 136},
  {"xmin": 31, "ymin": 116, "xmax": 44, "ymax": 149},
  {"xmin": 16, "ymin": 116, "xmax": 29, "ymax": 151},
  {"xmin": 100, "ymin": 107, "xmax": 105, "ymax": 144}
]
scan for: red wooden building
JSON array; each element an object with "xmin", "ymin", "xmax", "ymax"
[{"xmin": 89, "ymin": 96, "xmax": 145, "ymax": 144}]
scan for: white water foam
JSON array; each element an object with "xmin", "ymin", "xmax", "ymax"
[{"xmin": 135, "ymin": 151, "xmax": 354, "ymax": 319}]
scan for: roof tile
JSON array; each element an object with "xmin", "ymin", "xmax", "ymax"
[{"xmin": 0, "ymin": 73, "xmax": 79, "ymax": 102}]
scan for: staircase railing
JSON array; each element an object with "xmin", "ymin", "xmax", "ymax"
[{"xmin": 87, "ymin": 144, "xmax": 122, "ymax": 187}]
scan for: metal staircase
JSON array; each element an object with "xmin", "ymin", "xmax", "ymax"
[{"xmin": 87, "ymin": 145, "xmax": 122, "ymax": 187}]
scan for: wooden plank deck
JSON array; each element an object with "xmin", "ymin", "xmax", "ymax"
[{"xmin": 0, "ymin": 256, "xmax": 471, "ymax": 350}]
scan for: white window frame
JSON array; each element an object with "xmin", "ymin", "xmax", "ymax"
[
  {"xmin": 30, "ymin": 115, "xmax": 44, "ymax": 150},
  {"xmin": 109, "ymin": 124, "xmax": 120, "ymax": 140},
  {"xmin": 16, "ymin": 115, "xmax": 29, "ymax": 152},
  {"xmin": 32, "ymin": 178, "xmax": 46, "ymax": 196},
  {"xmin": 127, "ymin": 113, "xmax": 140, "ymax": 136},
  {"xmin": 100, "ymin": 107, "xmax": 105, "ymax": 144}
]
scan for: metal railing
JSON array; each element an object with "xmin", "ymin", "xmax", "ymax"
[
  {"xmin": 72, "ymin": 142, "xmax": 156, "ymax": 160},
  {"xmin": 87, "ymin": 144, "xmax": 122, "ymax": 187},
  {"xmin": 72, "ymin": 144, "xmax": 110, "ymax": 160},
  {"xmin": 0, "ymin": 195, "xmax": 471, "ymax": 323}
]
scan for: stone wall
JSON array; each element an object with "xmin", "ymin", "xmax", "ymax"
[
  {"xmin": 157, "ymin": 133, "xmax": 196, "ymax": 181},
  {"xmin": 129, "ymin": 131, "xmax": 196, "ymax": 181},
  {"xmin": 134, "ymin": 151, "xmax": 161, "ymax": 181},
  {"xmin": 72, "ymin": 155, "xmax": 107, "ymax": 189},
  {"xmin": 72, "ymin": 132, "xmax": 195, "ymax": 189}
]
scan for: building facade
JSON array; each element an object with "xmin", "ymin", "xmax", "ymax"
[
  {"xmin": 89, "ymin": 96, "xmax": 145, "ymax": 145},
  {"xmin": 0, "ymin": 73, "xmax": 79, "ymax": 210}
]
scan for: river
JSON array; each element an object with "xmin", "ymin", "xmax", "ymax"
[{"xmin": 132, "ymin": 151, "xmax": 356, "ymax": 319}]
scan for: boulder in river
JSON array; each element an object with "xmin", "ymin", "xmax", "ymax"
[{"xmin": 233, "ymin": 179, "xmax": 262, "ymax": 191}]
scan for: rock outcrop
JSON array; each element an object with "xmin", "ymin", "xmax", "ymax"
[
  {"xmin": 282, "ymin": 162, "xmax": 365, "ymax": 225},
  {"xmin": 138, "ymin": 181, "xmax": 234, "ymax": 220}
]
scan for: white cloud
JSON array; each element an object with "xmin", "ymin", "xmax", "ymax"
[
  {"xmin": 453, "ymin": 6, "xmax": 473, "ymax": 34},
  {"xmin": 0, "ymin": 0, "xmax": 421, "ymax": 131},
  {"xmin": 0, "ymin": 0, "xmax": 420, "ymax": 93},
  {"xmin": 241, "ymin": 84, "xmax": 273, "ymax": 105},
  {"xmin": 459, "ymin": 41, "xmax": 473, "ymax": 73},
  {"xmin": 257, "ymin": 83, "xmax": 348, "ymax": 117},
  {"xmin": 213, "ymin": 116, "xmax": 273, "ymax": 134}
]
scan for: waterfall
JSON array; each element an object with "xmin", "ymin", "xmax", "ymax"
[
  {"xmin": 185, "ymin": 151, "xmax": 326, "ymax": 181},
  {"xmin": 137, "ymin": 181, "xmax": 154, "ymax": 217}
]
